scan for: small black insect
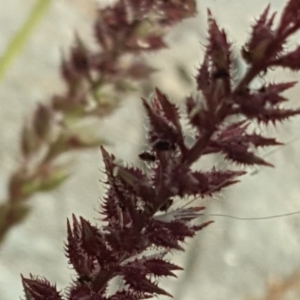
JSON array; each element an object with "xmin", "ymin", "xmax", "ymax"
[
  {"xmin": 212, "ymin": 68, "xmax": 229, "ymax": 79},
  {"xmin": 159, "ymin": 199, "xmax": 174, "ymax": 211},
  {"xmin": 153, "ymin": 140, "xmax": 176, "ymax": 151},
  {"xmin": 139, "ymin": 151, "xmax": 156, "ymax": 162},
  {"xmin": 78, "ymin": 275, "xmax": 91, "ymax": 285}
]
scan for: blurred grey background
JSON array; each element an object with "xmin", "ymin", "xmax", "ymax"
[{"xmin": 1, "ymin": 0, "xmax": 300, "ymax": 299}]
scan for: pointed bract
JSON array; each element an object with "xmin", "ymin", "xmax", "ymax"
[
  {"xmin": 124, "ymin": 274, "xmax": 173, "ymax": 297},
  {"xmin": 272, "ymin": 46, "xmax": 300, "ymax": 70},
  {"xmin": 22, "ymin": 275, "xmax": 62, "ymax": 300},
  {"xmin": 207, "ymin": 10, "xmax": 231, "ymax": 75},
  {"xmin": 278, "ymin": 0, "xmax": 300, "ymax": 35},
  {"xmin": 224, "ymin": 148, "xmax": 274, "ymax": 167},
  {"xmin": 142, "ymin": 98, "xmax": 180, "ymax": 150},
  {"xmin": 65, "ymin": 215, "xmax": 96, "ymax": 277},
  {"xmin": 242, "ymin": 5, "xmax": 277, "ymax": 63}
]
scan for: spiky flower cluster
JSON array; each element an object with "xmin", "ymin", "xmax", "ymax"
[
  {"xmin": 0, "ymin": 0, "xmax": 196, "ymax": 245},
  {"xmin": 22, "ymin": 1, "xmax": 300, "ymax": 299}
]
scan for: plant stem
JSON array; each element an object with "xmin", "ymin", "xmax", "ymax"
[{"xmin": 0, "ymin": 0, "xmax": 51, "ymax": 82}]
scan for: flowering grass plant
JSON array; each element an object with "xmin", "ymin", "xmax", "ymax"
[{"xmin": 21, "ymin": 0, "xmax": 300, "ymax": 299}]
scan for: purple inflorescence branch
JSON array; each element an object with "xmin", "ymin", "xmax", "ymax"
[{"xmin": 22, "ymin": 0, "xmax": 300, "ymax": 299}]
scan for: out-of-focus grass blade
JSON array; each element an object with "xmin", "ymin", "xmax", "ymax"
[{"xmin": 0, "ymin": 0, "xmax": 51, "ymax": 82}]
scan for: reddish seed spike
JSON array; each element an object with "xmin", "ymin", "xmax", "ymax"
[{"xmin": 20, "ymin": 1, "xmax": 300, "ymax": 299}]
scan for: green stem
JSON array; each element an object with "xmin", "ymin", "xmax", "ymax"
[{"xmin": 0, "ymin": 0, "xmax": 51, "ymax": 82}]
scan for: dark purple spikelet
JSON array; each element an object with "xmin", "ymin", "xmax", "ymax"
[
  {"xmin": 22, "ymin": 1, "xmax": 300, "ymax": 299},
  {"xmin": 22, "ymin": 275, "xmax": 62, "ymax": 300}
]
